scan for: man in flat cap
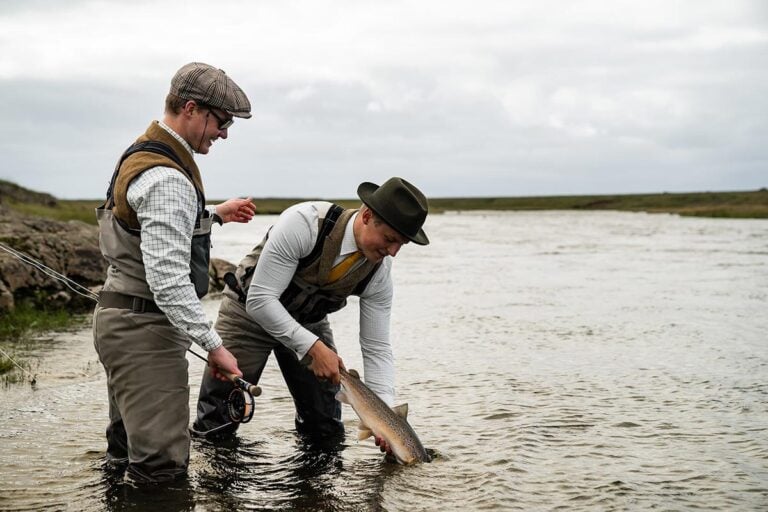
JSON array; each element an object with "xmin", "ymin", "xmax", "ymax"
[
  {"xmin": 193, "ymin": 177, "xmax": 429, "ymax": 456},
  {"xmin": 93, "ymin": 62, "xmax": 256, "ymax": 483}
]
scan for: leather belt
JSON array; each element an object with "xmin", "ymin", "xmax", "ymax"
[{"xmin": 98, "ymin": 290, "xmax": 163, "ymax": 314}]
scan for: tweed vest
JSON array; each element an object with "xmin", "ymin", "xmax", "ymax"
[
  {"xmin": 225, "ymin": 203, "xmax": 380, "ymax": 324},
  {"xmin": 96, "ymin": 122, "xmax": 213, "ymax": 300}
]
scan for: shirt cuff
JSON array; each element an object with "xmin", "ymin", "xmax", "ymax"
[
  {"xmin": 292, "ymin": 329, "xmax": 325, "ymax": 361},
  {"xmin": 206, "ymin": 205, "xmax": 223, "ymax": 225},
  {"xmin": 198, "ymin": 328, "xmax": 223, "ymax": 352}
]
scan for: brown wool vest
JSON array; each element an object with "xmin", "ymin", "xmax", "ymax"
[{"xmin": 112, "ymin": 122, "xmax": 205, "ymax": 230}]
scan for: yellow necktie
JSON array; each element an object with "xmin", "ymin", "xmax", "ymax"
[{"xmin": 327, "ymin": 252, "xmax": 362, "ymax": 283}]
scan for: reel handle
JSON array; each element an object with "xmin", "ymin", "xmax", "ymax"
[{"xmin": 223, "ymin": 372, "xmax": 262, "ymax": 397}]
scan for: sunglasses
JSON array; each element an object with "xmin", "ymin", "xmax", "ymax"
[{"xmin": 204, "ymin": 106, "xmax": 234, "ymax": 130}]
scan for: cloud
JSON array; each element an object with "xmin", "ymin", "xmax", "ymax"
[{"xmin": 0, "ymin": 0, "xmax": 766, "ymax": 198}]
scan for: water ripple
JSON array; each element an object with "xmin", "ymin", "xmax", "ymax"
[{"xmin": 2, "ymin": 212, "xmax": 768, "ymax": 510}]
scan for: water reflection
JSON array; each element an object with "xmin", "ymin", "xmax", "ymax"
[
  {"xmin": 103, "ymin": 473, "xmax": 196, "ymax": 512},
  {"xmin": 189, "ymin": 432, "xmax": 394, "ymax": 511}
]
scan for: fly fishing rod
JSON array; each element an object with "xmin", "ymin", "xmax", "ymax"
[{"xmin": 0, "ymin": 241, "xmax": 261, "ymax": 424}]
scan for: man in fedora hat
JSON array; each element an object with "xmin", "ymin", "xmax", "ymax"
[
  {"xmin": 193, "ymin": 177, "xmax": 429, "ymax": 451},
  {"xmin": 93, "ymin": 62, "xmax": 256, "ymax": 483}
]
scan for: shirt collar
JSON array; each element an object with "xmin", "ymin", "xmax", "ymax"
[
  {"xmin": 157, "ymin": 120, "xmax": 194, "ymax": 156},
  {"xmin": 340, "ymin": 211, "xmax": 360, "ymax": 256}
]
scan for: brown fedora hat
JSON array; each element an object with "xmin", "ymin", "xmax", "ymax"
[{"xmin": 357, "ymin": 177, "xmax": 429, "ymax": 245}]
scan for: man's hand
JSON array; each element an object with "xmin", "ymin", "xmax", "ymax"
[
  {"xmin": 214, "ymin": 197, "xmax": 256, "ymax": 224},
  {"xmin": 374, "ymin": 436, "xmax": 390, "ymax": 453},
  {"xmin": 306, "ymin": 340, "xmax": 344, "ymax": 385},
  {"xmin": 207, "ymin": 345, "xmax": 243, "ymax": 382}
]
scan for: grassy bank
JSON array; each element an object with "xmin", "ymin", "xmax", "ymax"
[
  {"xmin": 27, "ymin": 189, "xmax": 767, "ymax": 223},
  {"xmin": 0, "ymin": 303, "xmax": 81, "ymax": 340},
  {"xmin": 426, "ymin": 189, "xmax": 768, "ymax": 218},
  {"xmin": 0, "ymin": 303, "xmax": 89, "ymax": 376},
  {"xmin": 4, "ymin": 199, "xmax": 101, "ymax": 224}
]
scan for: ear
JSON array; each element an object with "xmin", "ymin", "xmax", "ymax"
[
  {"xmin": 361, "ymin": 206, "xmax": 372, "ymax": 225},
  {"xmin": 182, "ymin": 100, "xmax": 198, "ymax": 116}
]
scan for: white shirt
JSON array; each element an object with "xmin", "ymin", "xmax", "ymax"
[
  {"xmin": 245, "ymin": 201, "xmax": 396, "ymax": 405},
  {"xmin": 126, "ymin": 121, "xmax": 221, "ymax": 352}
]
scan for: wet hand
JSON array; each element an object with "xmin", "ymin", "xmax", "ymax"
[
  {"xmin": 307, "ymin": 340, "xmax": 343, "ymax": 385},
  {"xmin": 375, "ymin": 436, "xmax": 392, "ymax": 455},
  {"xmin": 215, "ymin": 198, "xmax": 256, "ymax": 224},
  {"xmin": 207, "ymin": 345, "xmax": 242, "ymax": 382}
]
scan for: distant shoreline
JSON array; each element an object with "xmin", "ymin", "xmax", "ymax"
[
  {"xmin": 3, "ymin": 186, "xmax": 767, "ymax": 222},
  {"xmin": 424, "ymin": 189, "xmax": 768, "ymax": 219},
  {"xmin": 234, "ymin": 189, "xmax": 768, "ymax": 218}
]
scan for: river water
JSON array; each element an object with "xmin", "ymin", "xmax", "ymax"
[{"xmin": 1, "ymin": 211, "xmax": 767, "ymax": 511}]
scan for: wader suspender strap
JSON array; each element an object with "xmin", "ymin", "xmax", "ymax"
[
  {"xmin": 297, "ymin": 204, "xmax": 345, "ymax": 270},
  {"xmin": 352, "ymin": 261, "xmax": 382, "ymax": 295},
  {"xmin": 103, "ymin": 141, "xmax": 189, "ymax": 209},
  {"xmin": 102, "ymin": 141, "xmax": 203, "ymax": 235},
  {"xmin": 228, "ymin": 204, "xmax": 346, "ymax": 304}
]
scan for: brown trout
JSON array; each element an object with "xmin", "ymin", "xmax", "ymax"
[{"xmin": 336, "ymin": 368, "xmax": 431, "ymax": 464}]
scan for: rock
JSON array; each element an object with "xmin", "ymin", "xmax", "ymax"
[
  {"xmin": 0, "ymin": 213, "xmax": 106, "ymax": 314},
  {"xmin": 46, "ymin": 290, "xmax": 73, "ymax": 309},
  {"xmin": 0, "ymin": 280, "xmax": 13, "ymax": 312},
  {"xmin": 0, "ymin": 188, "xmax": 237, "ymax": 313}
]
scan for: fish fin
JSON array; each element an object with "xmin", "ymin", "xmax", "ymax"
[
  {"xmin": 335, "ymin": 389, "xmax": 350, "ymax": 405},
  {"xmin": 348, "ymin": 368, "xmax": 361, "ymax": 379},
  {"xmin": 392, "ymin": 403, "xmax": 409, "ymax": 420},
  {"xmin": 358, "ymin": 425, "xmax": 374, "ymax": 440}
]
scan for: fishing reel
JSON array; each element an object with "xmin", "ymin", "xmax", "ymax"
[
  {"xmin": 226, "ymin": 387, "xmax": 255, "ymax": 423},
  {"xmin": 224, "ymin": 375, "xmax": 262, "ymax": 424}
]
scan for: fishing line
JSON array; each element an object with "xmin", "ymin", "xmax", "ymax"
[
  {"xmin": 0, "ymin": 242, "xmax": 99, "ymax": 302},
  {"xmin": 0, "ymin": 345, "xmax": 37, "ymax": 384},
  {"xmin": 0, "ymin": 242, "xmax": 261, "ymax": 423}
]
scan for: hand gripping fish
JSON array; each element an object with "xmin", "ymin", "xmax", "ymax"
[{"xmin": 336, "ymin": 368, "xmax": 431, "ymax": 464}]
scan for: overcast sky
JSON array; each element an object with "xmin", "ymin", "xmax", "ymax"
[{"xmin": 0, "ymin": 0, "xmax": 766, "ymax": 200}]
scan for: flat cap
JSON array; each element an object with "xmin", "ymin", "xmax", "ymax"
[{"xmin": 170, "ymin": 62, "xmax": 251, "ymax": 119}]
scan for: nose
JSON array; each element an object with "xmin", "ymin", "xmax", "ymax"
[
  {"xmin": 218, "ymin": 128, "xmax": 229, "ymax": 139},
  {"xmin": 387, "ymin": 243, "xmax": 402, "ymax": 257}
]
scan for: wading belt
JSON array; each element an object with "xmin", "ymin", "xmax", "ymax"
[{"xmin": 98, "ymin": 290, "xmax": 163, "ymax": 314}]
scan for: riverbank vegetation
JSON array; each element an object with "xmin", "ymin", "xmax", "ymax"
[
  {"xmin": 6, "ymin": 188, "xmax": 766, "ymax": 224},
  {"xmin": 0, "ymin": 303, "xmax": 79, "ymax": 341},
  {"xmin": 0, "ymin": 303, "xmax": 88, "ymax": 377},
  {"xmin": 4, "ymin": 198, "xmax": 99, "ymax": 224}
]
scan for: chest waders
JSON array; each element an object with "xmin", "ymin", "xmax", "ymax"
[{"xmin": 102, "ymin": 140, "xmax": 263, "ymax": 423}]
